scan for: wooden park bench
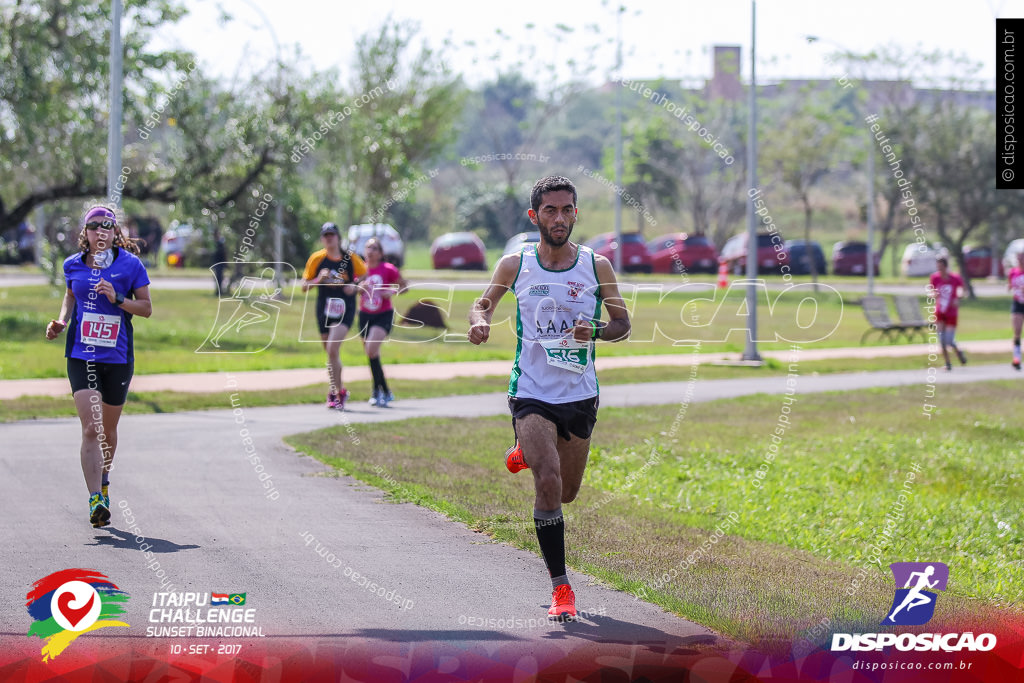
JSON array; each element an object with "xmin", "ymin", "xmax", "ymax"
[
  {"xmin": 860, "ymin": 296, "xmax": 913, "ymax": 344},
  {"xmin": 892, "ymin": 295, "xmax": 931, "ymax": 343}
]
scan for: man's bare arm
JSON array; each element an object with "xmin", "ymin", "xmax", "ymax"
[
  {"xmin": 468, "ymin": 253, "xmax": 520, "ymax": 345},
  {"xmin": 595, "ymin": 255, "xmax": 630, "ymax": 342}
]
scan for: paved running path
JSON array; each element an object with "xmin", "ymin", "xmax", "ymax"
[
  {"xmin": 0, "ymin": 339, "xmax": 1010, "ymax": 399},
  {"xmin": 0, "ymin": 363, "xmax": 1018, "ymax": 674}
]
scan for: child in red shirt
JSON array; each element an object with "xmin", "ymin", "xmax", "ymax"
[{"xmin": 929, "ymin": 256, "xmax": 966, "ymax": 371}]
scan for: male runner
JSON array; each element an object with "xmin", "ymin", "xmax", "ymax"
[
  {"xmin": 929, "ymin": 256, "xmax": 966, "ymax": 371},
  {"xmin": 468, "ymin": 175, "xmax": 630, "ymax": 620},
  {"xmin": 302, "ymin": 223, "xmax": 366, "ymax": 409}
]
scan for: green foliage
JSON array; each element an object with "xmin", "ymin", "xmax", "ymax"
[{"xmin": 0, "ymin": 0, "xmax": 191, "ymax": 229}]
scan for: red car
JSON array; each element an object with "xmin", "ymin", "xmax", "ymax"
[
  {"xmin": 430, "ymin": 232, "xmax": 487, "ymax": 270},
  {"xmin": 831, "ymin": 241, "xmax": 880, "ymax": 276},
  {"xmin": 962, "ymin": 245, "xmax": 1004, "ymax": 278},
  {"xmin": 647, "ymin": 233, "xmax": 719, "ymax": 274},
  {"xmin": 584, "ymin": 232, "xmax": 652, "ymax": 273},
  {"xmin": 720, "ymin": 232, "xmax": 789, "ymax": 274}
]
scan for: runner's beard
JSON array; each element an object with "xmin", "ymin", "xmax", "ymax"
[{"xmin": 540, "ymin": 223, "xmax": 573, "ymax": 247}]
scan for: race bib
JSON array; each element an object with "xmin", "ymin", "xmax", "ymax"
[
  {"xmin": 325, "ymin": 297, "xmax": 346, "ymax": 318},
  {"xmin": 80, "ymin": 312, "xmax": 121, "ymax": 348},
  {"xmin": 540, "ymin": 337, "xmax": 590, "ymax": 374}
]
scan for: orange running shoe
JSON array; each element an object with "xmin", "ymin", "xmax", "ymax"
[
  {"xmin": 505, "ymin": 441, "xmax": 528, "ymax": 473},
  {"xmin": 548, "ymin": 584, "xmax": 576, "ymax": 620}
]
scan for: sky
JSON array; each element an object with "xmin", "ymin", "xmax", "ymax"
[{"xmin": 149, "ymin": 0, "xmax": 1019, "ymax": 90}]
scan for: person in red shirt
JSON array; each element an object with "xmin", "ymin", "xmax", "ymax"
[
  {"xmin": 1008, "ymin": 251, "xmax": 1024, "ymax": 370},
  {"xmin": 357, "ymin": 237, "xmax": 407, "ymax": 406},
  {"xmin": 929, "ymin": 256, "xmax": 967, "ymax": 371}
]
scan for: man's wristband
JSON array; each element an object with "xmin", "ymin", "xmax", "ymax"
[
  {"xmin": 114, "ymin": 292, "xmax": 125, "ymax": 306},
  {"xmin": 591, "ymin": 320, "xmax": 604, "ymax": 340}
]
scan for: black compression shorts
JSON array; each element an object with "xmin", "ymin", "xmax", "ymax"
[
  {"xmin": 359, "ymin": 309, "xmax": 394, "ymax": 338},
  {"xmin": 67, "ymin": 357, "xmax": 134, "ymax": 406}
]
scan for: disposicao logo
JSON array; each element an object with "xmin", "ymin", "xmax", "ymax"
[
  {"xmin": 26, "ymin": 569, "xmax": 130, "ymax": 661},
  {"xmin": 831, "ymin": 562, "xmax": 997, "ymax": 653},
  {"xmin": 884, "ymin": 562, "xmax": 947, "ymax": 626}
]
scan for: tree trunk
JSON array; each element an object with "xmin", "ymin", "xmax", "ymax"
[{"xmin": 803, "ymin": 194, "xmax": 818, "ymax": 293}]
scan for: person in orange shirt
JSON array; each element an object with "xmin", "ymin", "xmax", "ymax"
[{"xmin": 302, "ymin": 223, "xmax": 366, "ymax": 409}]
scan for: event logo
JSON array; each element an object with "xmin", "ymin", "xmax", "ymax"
[
  {"xmin": 197, "ymin": 263, "xmax": 296, "ymax": 353},
  {"xmin": 831, "ymin": 562, "xmax": 996, "ymax": 653},
  {"xmin": 884, "ymin": 562, "xmax": 948, "ymax": 626},
  {"xmin": 26, "ymin": 569, "xmax": 130, "ymax": 661}
]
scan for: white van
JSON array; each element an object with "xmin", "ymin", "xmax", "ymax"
[{"xmin": 347, "ymin": 224, "xmax": 404, "ymax": 267}]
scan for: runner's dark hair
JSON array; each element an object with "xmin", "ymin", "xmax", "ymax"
[{"xmin": 531, "ymin": 176, "xmax": 577, "ymax": 213}]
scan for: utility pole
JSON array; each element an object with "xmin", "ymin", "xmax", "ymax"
[{"xmin": 742, "ymin": 0, "xmax": 761, "ymax": 362}]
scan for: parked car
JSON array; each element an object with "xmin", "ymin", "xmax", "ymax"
[
  {"xmin": 503, "ymin": 231, "xmax": 540, "ymax": 255},
  {"xmin": 962, "ymin": 245, "xmax": 1004, "ymax": 278},
  {"xmin": 785, "ymin": 240, "xmax": 827, "ymax": 276},
  {"xmin": 831, "ymin": 241, "xmax": 879, "ymax": 276},
  {"xmin": 347, "ymin": 223, "xmax": 404, "ymax": 267},
  {"xmin": 720, "ymin": 232, "xmax": 789, "ymax": 274},
  {"xmin": 647, "ymin": 233, "xmax": 719, "ymax": 274},
  {"xmin": 1002, "ymin": 238, "xmax": 1024, "ymax": 272},
  {"xmin": 584, "ymin": 232, "xmax": 653, "ymax": 273},
  {"xmin": 431, "ymin": 231, "xmax": 487, "ymax": 270},
  {"xmin": 160, "ymin": 221, "xmax": 199, "ymax": 267},
  {"xmin": 901, "ymin": 242, "xmax": 943, "ymax": 277}
]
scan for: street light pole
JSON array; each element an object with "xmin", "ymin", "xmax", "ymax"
[
  {"xmin": 742, "ymin": 0, "xmax": 760, "ymax": 362},
  {"xmin": 866, "ymin": 131, "xmax": 876, "ymax": 293},
  {"xmin": 107, "ymin": 0, "xmax": 123, "ymax": 208},
  {"xmin": 236, "ymin": 0, "xmax": 283, "ymax": 284},
  {"xmin": 613, "ymin": 7, "xmax": 623, "ymax": 274}
]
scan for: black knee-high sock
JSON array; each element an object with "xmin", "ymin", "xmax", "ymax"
[
  {"xmin": 368, "ymin": 357, "xmax": 387, "ymax": 393},
  {"xmin": 535, "ymin": 507, "xmax": 568, "ymax": 588}
]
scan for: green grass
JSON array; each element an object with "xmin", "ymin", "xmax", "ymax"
[
  {"xmin": 0, "ymin": 283, "xmax": 1014, "ymax": 380},
  {"xmin": 286, "ymin": 381, "xmax": 1022, "ymax": 647},
  {"xmin": 3, "ymin": 353, "xmax": 1012, "ymax": 422}
]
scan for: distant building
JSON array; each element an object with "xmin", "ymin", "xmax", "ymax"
[{"xmin": 704, "ymin": 45, "xmax": 994, "ymax": 112}]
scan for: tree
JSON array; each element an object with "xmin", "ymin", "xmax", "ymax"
[
  {"xmin": 453, "ymin": 19, "xmax": 605, "ymax": 240},
  {"xmin": 912, "ymin": 103, "xmax": 1000, "ymax": 298},
  {"xmin": 342, "ymin": 19, "xmax": 465, "ymax": 227},
  {"xmin": 761, "ymin": 84, "xmax": 856, "ymax": 290},
  {"xmin": 828, "ymin": 45, "xmax": 991, "ymax": 277},
  {"xmin": 0, "ymin": 0, "xmax": 188, "ymax": 231}
]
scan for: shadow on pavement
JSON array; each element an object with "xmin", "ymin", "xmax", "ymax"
[
  {"xmin": 540, "ymin": 613, "xmax": 718, "ymax": 652},
  {"xmin": 86, "ymin": 526, "xmax": 201, "ymax": 553},
  {"xmin": 347, "ymin": 617, "xmax": 718, "ymax": 652}
]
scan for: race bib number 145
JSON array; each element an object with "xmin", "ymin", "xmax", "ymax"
[{"xmin": 80, "ymin": 312, "xmax": 121, "ymax": 348}]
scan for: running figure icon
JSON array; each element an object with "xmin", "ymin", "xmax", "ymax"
[{"xmin": 886, "ymin": 565, "xmax": 939, "ymax": 623}]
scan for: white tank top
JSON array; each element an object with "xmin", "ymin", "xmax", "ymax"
[{"xmin": 509, "ymin": 244, "xmax": 601, "ymax": 402}]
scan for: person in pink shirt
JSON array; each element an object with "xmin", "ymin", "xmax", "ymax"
[
  {"xmin": 1008, "ymin": 251, "xmax": 1024, "ymax": 370},
  {"xmin": 357, "ymin": 237, "xmax": 408, "ymax": 406},
  {"xmin": 929, "ymin": 256, "xmax": 966, "ymax": 371}
]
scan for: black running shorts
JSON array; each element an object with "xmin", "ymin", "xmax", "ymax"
[
  {"xmin": 67, "ymin": 357, "xmax": 134, "ymax": 406},
  {"xmin": 359, "ymin": 309, "xmax": 394, "ymax": 338},
  {"xmin": 317, "ymin": 295, "xmax": 356, "ymax": 335},
  {"xmin": 508, "ymin": 395, "xmax": 599, "ymax": 442}
]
